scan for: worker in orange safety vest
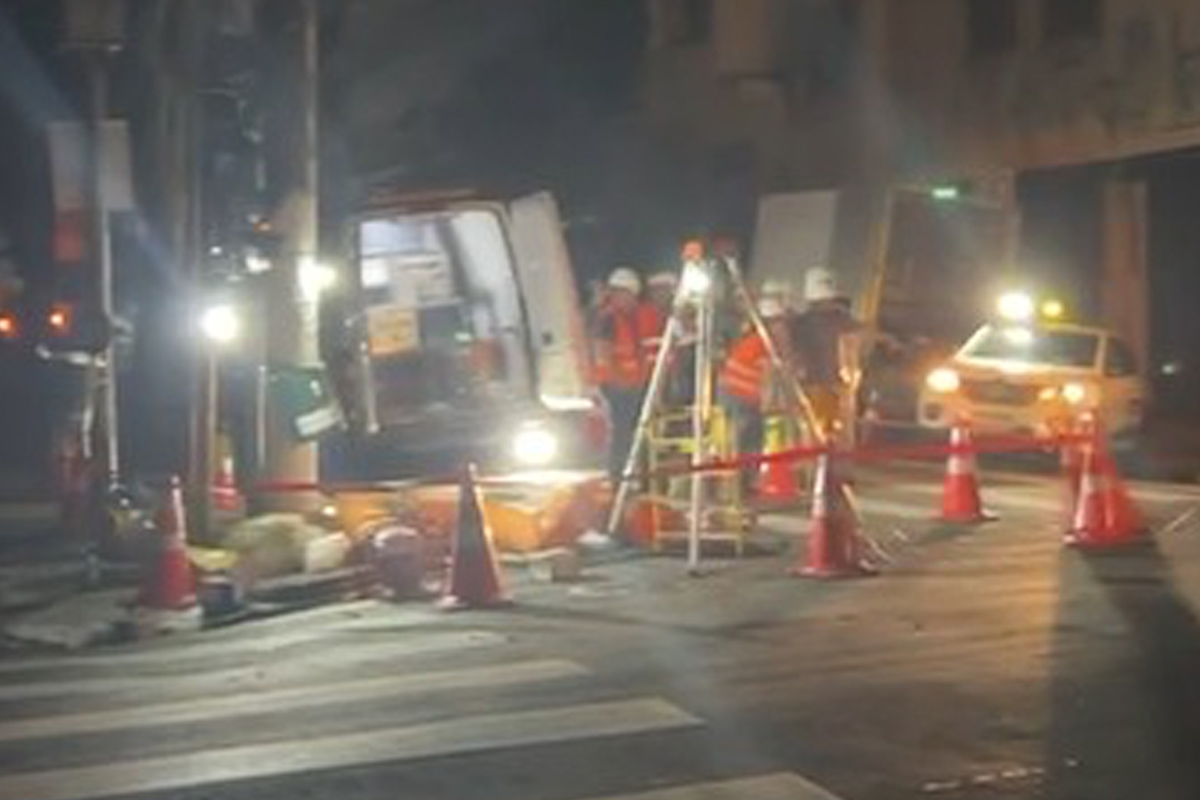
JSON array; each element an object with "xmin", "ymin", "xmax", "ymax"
[
  {"xmin": 718, "ymin": 296, "xmax": 794, "ymax": 486},
  {"xmin": 592, "ymin": 267, "xmax": 658, "ymax": 485}
]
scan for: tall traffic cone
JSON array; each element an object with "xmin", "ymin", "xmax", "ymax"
[
  {"xmin": 1065, "ymin": 424, "xmax": 1147, "ymax": 549},
  {"xmin": 138, "ymin": 476, "xmax": 197, "ymax": 611},
  {"xmin": 939, "ymin": 418, "xmax": 996, "ymax": 524},
  {"xmin": 792, "ymin": 452, "xmax": 874, "ymax": 579},
  {"xmin": 1059, "ymin": 415, "xmax": 1089, "ymax": 529},
  {"xmin": 211, "ymin": 453, "xmax": 242, "ymax": 513},
  {"xmin": 439, "ymin": 464, "xmax": 511, "ymax": 610},
  {"xmin": 758, "ymin": 414, "xmax": 801, "ymax": 504}
]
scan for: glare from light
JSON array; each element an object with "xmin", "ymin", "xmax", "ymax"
[
  {"xmin": 245, "ymin": 253, "xmax": 272, "ymax": 274},
  {"xmin": 1061, "ymin": 382, "xmax": 1088, "ymax": 406},
  {"xmin": 47, "ymin": 306, "xmax": 70, "ymax": 334},
  {"xmin": 320, "ymin": 503, "xmax": 339, "ymax": 520},
  {"xmin": 679, "ymin": 262, "xmax": 712, "ymax": 298},
  {"xmin": 0, "ymin": 314, "xmax": 16, "ymax": 339},
  {"xmin": 930, "ymin": 185, "xmax": 961, "ymax": 201},
  {"xmin": 199, "ymin": 303, "xmax": 242, "ymax": 345},
  {"xmin": 1161, "ymin": 361, "xmax": 1183, "ymax": 377},
  {"xmin": 1038, "ymin": 386, "xmax": 1059, "ymax": 402},
  {"xmin": 1040, "ymin": 299, "xmax": 1065, "ymax": 320},
  {"xmin": 997, "ymin": 291, "xmax": 1035, "ymax": 322},
  {"xmin": 926, "ymin": 367, "xmax": 961, "ymax": 394},
  {"xmin": 1002, "ymin": 326, "xmax": 1035, "ymax": 346},
  {"xmin": 298, "ymin": 257, "xmax": 338, "ymax": 302},
  {"xmin": 513, "ymin": 426, "xmax": 559, "ymax": 467}
]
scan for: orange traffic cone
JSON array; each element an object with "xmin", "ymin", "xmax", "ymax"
[
  {"xmin": 138, "ymin": 476, "xmax": 197, "ymax": 611},
  {"xmin": 439, "ymin": 464, "xmax": 511, "ymax": 610},
  {"xmin": 758, "ymin": 415, "xmax": 801, "ymax": 504},
  {"xmin": 1065, "ymin": 426, "xmax": 1147, "ymax": 549},
  {"xmin": 1059, "ymin": 415, "xmax": 1089, "ymax": 529},
  {"xmin": 211, "ymin": 453, "xmax": 241, "ymax": 513},
  {"xmin": 939, "ymin": 419, "xmax": 996, "ymax": 523},
  {"xmin": 792, "ymin": 453, "xmax": 874, "ymax": 579}
]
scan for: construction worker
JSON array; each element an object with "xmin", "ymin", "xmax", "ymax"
[
  {"xmin": 759, "ymin": 279, "xmax": 795, "ymax": 316},
  {"xmin": 718, "ymin": 296, "xmax": 791, "ymax": 485},
  {"xmin": 639, "ymin": 271, "xmax": 675, "ymax": 371},
  {"xmin": 592, "ymin": 267, "xmax": 654, "ymax": 485},
  {"xmin": 791, "ymin": 267, "xmax": 865, "ymax": 443}
]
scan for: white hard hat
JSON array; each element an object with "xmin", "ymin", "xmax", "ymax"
[
  {"xmin": 757, "ymin": 296, "xmax": 785, "ymax": 319},
  {"xmin": 647, "ymin": 271, "xmax": 678, "ymax": 289},
  {"xmin": 760, "ymin": 279, "xmax": 789, "ymax": 297},
  {"xmin": 804, "ymin": 267, "xmax": 841, "ymax": 302},
  {"xmin": 607, "ymin": 267, "xmax": 642, "ymax": 293}
]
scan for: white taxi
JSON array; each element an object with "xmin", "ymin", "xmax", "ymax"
[{"xmin": 918, "ymin": 321, "xmax": 1145, "ymax": 439}]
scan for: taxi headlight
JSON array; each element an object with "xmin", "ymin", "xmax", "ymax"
[
  {"xmin": 926, "ymin": 367, "xmax": 961, "ymax": 394},
  {"xmin": 513, "ymin": 425, "xmax": 559, "ymax": 467},
  {"xmin": 1061, "ymin": 382, "xmax": 1088, "ymax": 405},
  {"xmin": 1038, "ymin": 386, "xmax": 1059, "ymax": 402}
]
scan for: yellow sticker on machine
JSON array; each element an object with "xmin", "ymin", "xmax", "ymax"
[{"xmin": 367, "ymin": 305, "xmax": 419, "ymax": 356}]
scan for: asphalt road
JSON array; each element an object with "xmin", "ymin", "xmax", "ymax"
[{"xmin": 2, "ymin": 463, "xmax": 1200, "ymax": 800}]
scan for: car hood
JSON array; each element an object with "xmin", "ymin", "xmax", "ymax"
[{"xmin": 950, "ymin": 358, "xmax": 1097, "ymax": 385}]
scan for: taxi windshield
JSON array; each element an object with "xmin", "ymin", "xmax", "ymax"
[{"xmin": 962, "ymin": 325, "xmax": 1100, "ymax": 369}]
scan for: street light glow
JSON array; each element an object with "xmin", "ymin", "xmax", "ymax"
[
  {"xmin": 997, "ymin": 291, "xmax": 1035, "ymax": 322},
  {"xmin": 199, "ymin": 303, "xmax": 242, "ymax": 345},
  {"xmin": 298, "ymin": 257, "xmax": 338, "ymax": 302}
]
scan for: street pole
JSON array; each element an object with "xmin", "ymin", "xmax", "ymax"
[
  {"xmin": 86, "ymin": 52, "xmax": 119, "ymax": 487},
  {"xmin": 687, "ymin": 259, "xmax": 713, "ymax": 575},
  {"xmin": 259, "ymin": 0, "xmax": 321, "ymax": 509}
]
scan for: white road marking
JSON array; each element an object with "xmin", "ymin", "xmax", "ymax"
[
  {"xmin": 0, "ymin": 659, "xmax": 585, "ymax": 743},
  {"xmin": 0, "ymin": 698, "xmax": 702, "ymax": 800},
  {"xmin": 1157, "ymin": 504, "xmax": 1200, "ymax": 537},
  {"xmin": 0, "ymin": 602, "xmax": 432, "ymax": 674},
  {"xmin": 0, "ymin": 630, "xmax": 505, "ymax": 701},
  {"xmin": 572, "ymin": 773, "xmax": 845, "ymax": 800},
  {"xmin": 0, "ymin": 630, "xmax": 318, "ymax": 674}
]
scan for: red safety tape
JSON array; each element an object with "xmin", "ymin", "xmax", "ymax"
[
  {"xmin": 252, "ymin": 431, "xmax": 1094, "ymax": 491},
  {"xmin": 650, "ymin": 430, "xmax": 1090, "ymax": 479}
]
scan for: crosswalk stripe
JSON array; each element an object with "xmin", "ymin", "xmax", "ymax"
[
  {"xmin": 0, "ymin": 603, "xmax": 440, "ymax": 675},
  {"xmin": 573, "ymin": 773, "xmax": 844, "ymax": 800},
  {"xmin": 0, "ymin": 659, "xmax": 585, "ymax": 743},
  {"xmin": 0, "ymin": 630, "xmax": 505, "ymax": 701},
  {"xmin": 0, "ymin": 630, "xmax": 318, "ymax": 675},
  {"xmin": 0, "ymin": 698, "xmax": 702, "ymax": 800}
]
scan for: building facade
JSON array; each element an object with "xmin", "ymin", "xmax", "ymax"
[
  {"xmin": 643, "ymin": 0, "xmax": 1200, "ymax": 183},
  {"xmin": 642, "ymin": 0, "xmax": 1200, "ymax": 368}
]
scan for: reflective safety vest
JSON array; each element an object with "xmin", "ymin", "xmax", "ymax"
[
  {"xmin": 719, "ymin": 332, "xmax": 768, "ymax": 404},
  {"xmin": 593, "ymin": 308, "xmax": 647, "ymax": 388},
  {"xmin": 637, "ymin": 303, "xmax": 667, "ymax": 369}
]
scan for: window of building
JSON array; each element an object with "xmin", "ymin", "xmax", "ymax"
[
  {"xmin": 666, "ymin": 0, "xmax": 713, "ymax": 45},
  {"xmin": 967, "ymin": 0, "xmax": 1019, "ymax": 55},
  {"xmin": 1042, "ymin": 0, "xmax": 1102, "ymax": 42}
]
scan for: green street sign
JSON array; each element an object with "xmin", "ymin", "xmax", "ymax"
[{"xmin": 268, "ymin": 366, "xmax": 344, "ymax": 441}]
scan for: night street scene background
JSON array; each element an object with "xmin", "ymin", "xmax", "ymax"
[{"xmin": 2, "ymin": 3, "xmax": 1200, "ymax": 800}]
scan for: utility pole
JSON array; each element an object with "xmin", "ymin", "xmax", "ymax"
[
  {"xmin": 62, "ymin": 0, "xmax": 126, "ymax": 489},
  {"xmin": 88, "ymin": 52, "xmax": 119, "ymax": 486},
  {"xmin": 259, "ymin": 0, "xmax": 321, "ymax": 507}
]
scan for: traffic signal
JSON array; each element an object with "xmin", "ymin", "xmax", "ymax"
[
  {"xmin": 930, "ymin": 184, "xmax": 962, "ymax": 202},
  {"xmin": 37, "ymin": 300, "xmax": 109, "ymax": 354},
  {"xmin": 0, "ymin": 310, "xmax": 18, "ymax": 341},
  {"xmin": 46, "ymin": 304, "xmax": 71, "ymax": 337}
]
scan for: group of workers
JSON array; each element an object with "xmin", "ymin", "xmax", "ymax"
[{"xmin": 589, "ymin": 258, "xmax": 865, "ymax": 488}]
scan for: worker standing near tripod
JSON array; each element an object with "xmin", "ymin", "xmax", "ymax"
[
  {"xmin": 591, "ymin": 268, "xmax": 660, "ymax": 485},
  {"xmin": 791, "ymin": 267, "xmax": 866, "ymax": 445},
  {"xmin": 718, "ymin": 295, "xmax": 794, "ymax": 489}
]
